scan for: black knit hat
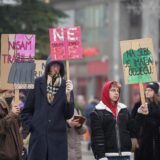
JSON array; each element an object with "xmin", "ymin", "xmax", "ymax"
[{"xmin": 146, "ymin": 82, "xmax": 159, "ymax": 94}]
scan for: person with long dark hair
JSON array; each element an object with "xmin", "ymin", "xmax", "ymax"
[{"xmin": 135, "ymin": 82, "xmax": 160, "ymax": 160}]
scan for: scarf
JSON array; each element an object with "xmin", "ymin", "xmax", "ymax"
[
  {"xmin": 101, "ymin": 81, "xmax": 119, "ymax": 117},
  {"xmin": 47, "ymin": 74, "xmax": 62, "ymax": 104}
]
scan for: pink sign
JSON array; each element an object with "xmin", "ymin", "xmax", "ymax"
[
  {"xmin": 9, "ymin": 34, "xmax": 36, "ymax": 58},
  {"xmin": 49, "ymin": 26, "xmax": 82, "ymax": 61}
]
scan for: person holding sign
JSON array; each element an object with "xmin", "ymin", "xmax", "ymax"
[
  {"xmin": 134, "ymin": 82, "xmax": 160, "ymax": 160},
  {"xmin": 0, "ymin": 89, "xmax": 23, "ymax": 160},
  {"xmin": 90, "ymin": 81, "xmax": 137, "ymax": 160},
  {"xmin": 21, "ymin": 57, "xmax": 74, "ymax": 160}
]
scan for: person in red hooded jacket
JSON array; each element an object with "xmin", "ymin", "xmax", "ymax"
[{"xmin": 90, "ymin": 81, "xmax": 138, "ymax": 160}]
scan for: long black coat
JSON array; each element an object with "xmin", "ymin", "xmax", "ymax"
[
  {"xmin": 135, "ymin": 101, "xmax": 160, "ymax": 160},
  {"xmin": 21, "ymin": 76, "xmax": 74, "ymax": 160}
]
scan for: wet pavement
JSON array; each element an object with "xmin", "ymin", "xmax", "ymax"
[{"xmin": 81, "ymin": 140, "xmax": 94, "ymax": 160}]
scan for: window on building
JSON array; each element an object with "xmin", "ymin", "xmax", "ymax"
[
  {"xmin": 58, "ymin": 10, "xmax": 75, "ymax": 27},
  {"xmin": 76, "ymin": 4, "xmax": 108, "ymax": 29}
]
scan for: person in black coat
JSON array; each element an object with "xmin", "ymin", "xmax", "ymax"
[
  {"xmin": 135, "ymin": 82, "xmax": 160, "ymax": 160},
  {"xmin": 90, "ymin": 81, "xmax": 137, "ymax": 160},
  {"xmin": 21, "ymin": 57, "xmax": 74, "ymax": 160}
]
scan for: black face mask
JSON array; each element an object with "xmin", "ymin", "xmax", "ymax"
[{"xmin": 5, "ymin": 97, "xmax": 14, "ymax": 106}]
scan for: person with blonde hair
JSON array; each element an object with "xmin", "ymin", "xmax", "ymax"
[{"xmin": 0, "ymin": 89, "xmax": 23, "ymax": 160}]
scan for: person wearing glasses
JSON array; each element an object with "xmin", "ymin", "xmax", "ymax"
[
  {"xmin": 134, "ymin": 82, "xmax": 160, "ymax": 160},
  {"xmin": 90, "ymin": 81, "xmax": 137, "ymax": 160}
]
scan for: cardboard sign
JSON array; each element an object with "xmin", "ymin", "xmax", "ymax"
[
  {"xmin": 14, "ymin": 34, "xmax": 35, "ymax": 58},
  {"xmin": 120, "ymin": 38, "xmax": 157, "ymax": 84},
  {"xmin": 0, "ymin": 34, "xmax": 14, "ymax": 89},
  {"xmin": 49, "ymin": 26, "xmax": 82, "ymax": 61},
  {"xmin": 0, "ymin": 34, "xmax": 43, "ymax": 90},
  {"xmin": 34, "ymin": 60, "xmax": 46, "ymax": 78}
]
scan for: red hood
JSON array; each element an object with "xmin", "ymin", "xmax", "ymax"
[{"xmin": 101, "ymin": 81, "xmax": 119, "ymax": 117}]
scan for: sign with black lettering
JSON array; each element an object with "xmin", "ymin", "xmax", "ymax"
[
  {"xmin": 0, "ymin": 34, "xmax": 45, "ymax": 89},
  {"xmin": 120, "ymin": 38, "xmax": 157, "ymax": 84}
]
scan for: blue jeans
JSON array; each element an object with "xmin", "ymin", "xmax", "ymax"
[{"xmin": 107, "ymin": 156, "xmax": 130, "ymax": 160}]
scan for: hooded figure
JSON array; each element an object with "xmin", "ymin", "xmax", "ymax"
[
  {"xmin": 21, "ymin": 57, "xmax": 74, "ymax": 160},
  {"xmin": 0, "ymin": 89, "xmax": 23, "ymax": 160},
  {"xmin": 90, "ymin": 81, "xmax": 137, "ymax": 160}
]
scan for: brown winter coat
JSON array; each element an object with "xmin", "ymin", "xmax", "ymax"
[
  {"xmin": 67, "ymin": 108, "xmax": 87, "ymax": 160},
  {"xmin": 0, "ymin": 97, "xmax": 23, "ymax": 160}
]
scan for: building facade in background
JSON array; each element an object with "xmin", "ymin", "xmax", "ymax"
[
  {"xmin": 1, "ymin": 0, "xmax": 159, "ymax": 106},
  {"xmin": 53, "ymin": 0, "xmax": 160, "ymax": 106},
  {"xmin": 0, "ymin": 0, "xmax": 19, "ymax": 5}
]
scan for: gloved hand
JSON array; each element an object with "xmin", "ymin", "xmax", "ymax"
[
  {"xmin": 66, "ymin": 80, "xmax": 73, "ymax": 94},
  {"xmin": 99, "ymin": 157, "xmax": 108, "ymax": 160},
  {"xmin": 138, "ymin": 103, "xmax": 149, "ymax": 115},
  {"xmin": 131, "ymin": 138, "xmax": 139, "ymax": 152}
]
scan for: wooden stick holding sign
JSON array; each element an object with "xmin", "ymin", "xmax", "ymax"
[
  {"xmin": 15, "ymin": 89, "xmax": 19, "ymax": 105},
  {"xmin": 139, "ymin": 83, "xmax": 145, "ymax": 105},
  {"xmin": 66, "ymin": 60, "xmax": 70, "ymax": 80},
  {"xmin": 49, "ymin": 26, "xmax": 83, "ymax": 102},
  {"xmin": 120, "ymin": 38, "xmax": 157, "ymax": 105}
]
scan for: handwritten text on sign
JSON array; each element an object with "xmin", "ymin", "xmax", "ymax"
[
  {"xmin": 49, "ymin": 27, "xmax": 82, "ymax": 61},
  {"xmin": 9, "ymin": 34, "xmax": 35, "ymax": 58},
  {"xmin": 120, "ymin": 38, "xmax": 157, "ymax": 84},
  {"xmin": 123, "ymin": 48, "xmax": 153, "ymax": 83}
]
